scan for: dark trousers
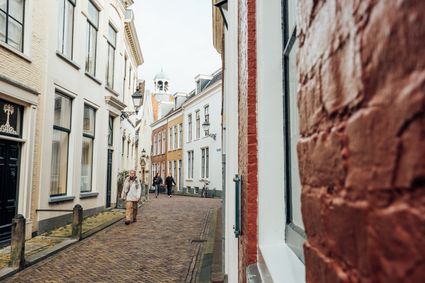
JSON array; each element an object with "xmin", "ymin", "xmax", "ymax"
[{"xmin": 167, "ymin": 186, "xmax": 172, "ymax": 196}]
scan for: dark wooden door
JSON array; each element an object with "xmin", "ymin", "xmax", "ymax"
[
  {"xmin": 0, "ymin": 140, "xmax": 20, "ymax": 245},
  {"xmin": 106, "ymin": 149, "xmax": 113, "ymax": 208}
]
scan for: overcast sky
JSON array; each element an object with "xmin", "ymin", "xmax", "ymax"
[{"xmin": 132, "ymin": 0, "xmax": 221, "ymax": 94}]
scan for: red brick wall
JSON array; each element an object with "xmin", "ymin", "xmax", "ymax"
[
  {"xmin": 298, "ymin": 1, "xmax": 425, "ymax": 282},
  {"xmin": 238, "ymin": 0, "xmax": 257, "ymax": 281}
]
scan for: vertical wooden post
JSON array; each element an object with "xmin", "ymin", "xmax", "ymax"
[
  {"xmin": 72, "ymin": 204, "xmax": 83, "ymax": 240},
  {"xmin": 10, "ymin": 214, "xmax": 26, "ymax": 269}
]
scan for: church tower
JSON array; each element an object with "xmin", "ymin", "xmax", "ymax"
[{"xmin": 153, "ymin": 69, "xmax": 171, "ymax": 102}]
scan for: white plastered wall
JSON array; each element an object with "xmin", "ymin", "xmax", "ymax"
[
  {"xmin": 256, "ymin": 0, "xmax": 305, "ymax": 281},
  {"xmin": 222, "ymin": 0, "xmax": 239, "ymax": 281}
]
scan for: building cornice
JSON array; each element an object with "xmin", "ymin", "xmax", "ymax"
[
  {"xmin": 105, "ymin": 95, "xmax": 127, "ymax": 111},
  {"xmin": 182, "ymin": 80, "xmax": 222, "ymax": 109},
  {"xmin": 124, "ymin": 10, "xmax": 144, "ymax": 66}
]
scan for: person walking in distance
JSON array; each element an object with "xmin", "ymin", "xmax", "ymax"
[
  {"xmin": 153, "ymin": 172, "xmax": 162, "ymax": 198},
  {"xmin": 165, "ymin": 174, "xmax": 176, "ymax": 198},
  {"xmin": 121, "ymin": 170, "xmax": 142, "ymax": 225}
]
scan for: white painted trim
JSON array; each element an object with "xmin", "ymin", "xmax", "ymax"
[{"xmin": 256, "ymin": 0, "xmax": 305, "ymax": 281}]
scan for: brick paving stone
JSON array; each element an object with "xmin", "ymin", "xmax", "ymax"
[{"xmin": 3, "ymin": 195, "xmax": 221, "ymax": 283}]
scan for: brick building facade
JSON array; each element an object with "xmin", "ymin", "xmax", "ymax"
[{"xmin": 215, "ymin": 0, "xmax": 425, "ymax": 282}]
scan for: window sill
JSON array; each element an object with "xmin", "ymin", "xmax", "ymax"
[
  {"xmin": 258, "ymin": 244, "xmax": 305, "ymax": 283},
  {"xmin": 48, "ymin": 195, "xmax": 75, "ymax": 204},
  {"xmin": 56, "ymin": 51, "xmax": 80, "ymax": 70},
  {"xmin": 0, "ymin": 41, "xmax": 31, "ymax": 62},
  {"xmin": 105, "ymin": 85, "xmax": 120, "ymax": 97},
  {"xmin": 80, "ymin": 192, "xmax": 99, "ymax": 199},
  {"xmin": 85, "ymin": 72, "xmax": 102, "ymax": 85},
  {"xmin": 186, "ymin": 179, "xmax": 193, "ymax": 182}
]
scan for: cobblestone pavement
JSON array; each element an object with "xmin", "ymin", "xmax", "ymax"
[{"xmin": 3, "ymin": 195, "xmax": 221, "ymax": 283}]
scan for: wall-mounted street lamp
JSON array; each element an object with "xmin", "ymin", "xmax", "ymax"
[
  {"xmin": 202, "ymin": 121, "xmax": 217, "ymax": 140},
  {"xmin": 141, "ymin": 148, "xmax": 146, "ymax": 158},
  {"xmin": 122, "ymin": 90, "xmax": 144, "ymax": 117},
  {"xmin": 214, "ymin": 0, "xmax": 228, "ymax": 29}
]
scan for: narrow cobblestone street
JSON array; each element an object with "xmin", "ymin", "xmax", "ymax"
[{"xmin": 3, "ymin": 195, "xmax": 221, "ymax": 283}]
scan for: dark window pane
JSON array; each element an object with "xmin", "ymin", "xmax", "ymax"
[
  {"xmin": 88, "ymin": 0, "xmax": 99, "ymax": 27},
  {"xmin": 9, "ymin": 0, "xmax": 24, "ymax": 23},
  {"xmin": 80, "ymin": 136, "xmax": 93, "ymax": 192},
  {"xmin": 83, "ymin": 105, "xmax": 95, "ymax": 136},
  {"xmin": 0, "ymin": 11, "xmax": 6, "ymax": 44},
  {"xmin": 50, "ymin": 130, "xmax": 69, "ymax": 195},
  {"xmin": 54, "ymin": 94, "xmax": 72, "ymax": 129},
  {"xmin": 7, "ymin": 18, "xmax": 22, "ymax": 51}
]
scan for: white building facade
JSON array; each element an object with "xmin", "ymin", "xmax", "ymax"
[
  {"xmin": 182, "ymin": 70, "xmax": 222, "ymax": 197},
  {"xmin": 35, "ymin": 0, "xmax": 143, "ymax": 234}
]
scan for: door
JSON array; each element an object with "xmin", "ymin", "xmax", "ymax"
[
  {"xmin": 178, "ymin": 160, "xmax": 182, "ymax": 191},
  {"xmin": 106, "ymin": 149, "xmax": 113, "ymax": 208},
  {"xmin": 0, "ymin": 140, "xmax": 20, "ymax": 245}
]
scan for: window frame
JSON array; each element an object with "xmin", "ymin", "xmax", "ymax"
[
  {"xmin": 195, "ymin": 110, "xmax": 200, "ymax": 139},
  {"xmin": 162, "ymin": 129, "xmax": 166, "ymax": 153},
  {"xmin": 188, "ymin": 114, "xmax": 192, "ymax": 142},
  {"xmin": 108, "ymin": 115, "xmax": 114, "ymax": 147},
  {"xmin": 282, "ymin": 0, "xmax": 305, "ymax": 262},
  {"xmin": 173, "ymin": 125, "xmax": 177, "ymax": 150},
  {"xmin": 204, "ymin": 105, "xmax": 210, "ymax": 136},
  {"xmin": 0, "ymin": 0, "xmax": 26, "ymax": 52},
  {"xmin": 57, "ymin": 0, "xmax": 75, "ymax": 58},
  {"xmin": 85, "ymin": 0, "xmax": 99, "ymax": 75},
  {"xmin": 80, "ymin": 104, "xmax": 96, "ymax": 193},
  {"xmin": 50, "ymin": 92, "xmax": 72, "ymax": 197},
  {"xmin": 106, "ymin": 23, "xmax": 117, "ymax": 88}
]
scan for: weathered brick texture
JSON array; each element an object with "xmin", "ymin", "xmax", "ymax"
[
  {"xmin": 238, "ymin": 0, "xmax": 257, "ymax": 281},
  {"xmin": 298, "ymin": 0, "xmax": 425, "ymax": 282}
]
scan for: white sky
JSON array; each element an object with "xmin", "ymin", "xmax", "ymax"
[{"xmin": 132, "ymin": 0, "xmax": 222, "ymax": 94}]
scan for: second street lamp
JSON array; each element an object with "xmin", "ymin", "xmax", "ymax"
[
  {"xmin": 202, "ymin": 121, "xmax": 217, "ymax": 140},
  {"xmin": 122, "ymin": 90, "xmax": 144, "ymax": 117}
]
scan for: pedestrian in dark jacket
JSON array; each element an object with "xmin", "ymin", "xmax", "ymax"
[
  {"xmin": 165, "ymin": 174, "xmax": 176, "ymax": 197},
  {"xmin": 153, "ymin": 173, "xmax": 162, "ymax": 198}
]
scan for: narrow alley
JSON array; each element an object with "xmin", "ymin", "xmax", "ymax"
[{"xmin": 3, "ymin": 196, "xmax": 221, "ymax": 283}]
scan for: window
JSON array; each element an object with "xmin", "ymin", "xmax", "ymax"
[
  {"xmin": 188, "ymin": 114, "xmax": 192, "ymax": 142},
  {"xmin": 201, "ymin": 147, "xmax": 209, "ymax": 179},
  {"xmin": 81, "ymin": 105, "xmax": 95, "ymax": 192},
  {"xmin": 174, "ymin": 126, "xmax": 177, "ymax": 150},
  {"xmin": 57, "ymin": 0, "xmax": 75, "ymax": 58},
  {"xmin": 85, "ymin": 0, "xmax": 99, "ymax": 75},
  {"xmin": 178, "ymin": 124, "xmax": 183, "ymax": 148},
  {"xmin": 173, "ymin": 160, "xmax": 177, "ymax": 182},
  {"xmin": 108, "ymin": 115, "xmax": 113, "ymax": 146},
  {"xmin": 187, "ymin": 150, "xmax": 194, "ymax": 179},
  {"xmin": 162, "ymin": 130, "xmax": 166, "ymax": 153},
  {"xmin": 0, "ymin": 0, "xmax": 25, "ymax": 51},
  {"xmin": 122, "ymin": 136, "xmax": 125, "ymax": 156},
  {"xmin": 168, "ymin": 160, "xmax": 171, "ymax": 176},
  {"xmin": 195, "ymin": 110, "xmax": 200, "ymax": 139},
  {"xmin": 50, "ymin": 93, "xmax": 72, "ymax": 196},
  {"xmin": 204, "ymin": 105, "xmax": 209, "ymax": 136},
  {"xmin": 161, "ymin": 161, "xmax": 165, "ymax": 180},
  {"xmin": 168, "ymin": 127, "xmax": 172, "ymax": 151},
  {"xmin": 123, "ymin": 55, "xmax": 127, "ymax": 99},
  {"xmin": 153, "ymin": 134, "xmax": 157, "ymax": 156},
  {"xmin": 106, "ymin": 23, "xmax": 117, "ymax": 88},
  {"xmin": 158, "ymin": 132, "xmax": 161, "ymax": 155},
  {"xmin": 283, "ymin": 0, "xmax": 304, "ymax": 262},
  {"xmin": 127, "ymin": 139, "xmax": 130, "ymax": 158}
]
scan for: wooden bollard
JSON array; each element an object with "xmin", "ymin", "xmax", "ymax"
[
  {"xmin": 10, "ymin": 214, "xmax": 26, "ymax": 269},
  {"xmin": 71, "ymin": 204, "xmax": 83, "ymax": 240}
]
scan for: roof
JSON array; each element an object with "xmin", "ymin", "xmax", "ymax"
[
  {"xmin": 154, "ymin": 69, "xmax": 170, "ymax": 81},
  {"xmin": 187, "ymin": 69, "xmax": 222, "ymax": 99}
]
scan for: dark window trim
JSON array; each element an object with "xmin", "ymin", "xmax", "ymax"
[
  {"xmin": 0, "ymin": 0, "xmax": 25, "ymax": 52},
  {"xmin": 50, "ymin": 92, "xmax": 73, "ymax": 197},
  {"xmin": 282, "ymin": 0, "xmax": 305, "ymax": 263},
  {"xmin": 108, "ymin": 115, "xmax": 114, "ymax": 146}
]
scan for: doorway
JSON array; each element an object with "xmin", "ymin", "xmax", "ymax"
[
  {"xmin": 0, "ymin": 139, "xmax": 20, "ymax": 245},
  {"xmin": 106, "ymin": 149, "xmax": 113, "ymax": 208}
]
